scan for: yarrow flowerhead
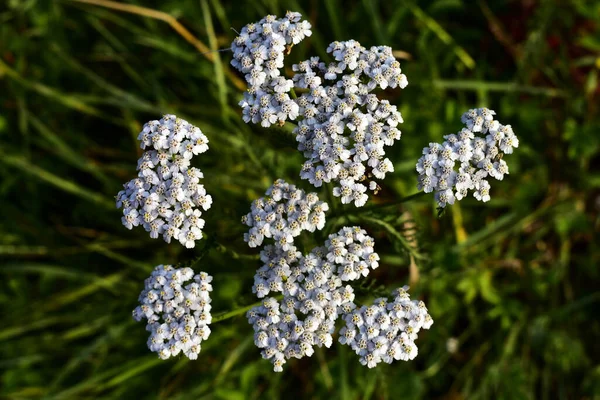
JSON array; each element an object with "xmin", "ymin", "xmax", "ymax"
[
  {"xmin": 416, "ymin": 108, "xmax": 519, "ymax": 208},
  {"xmin": 132, "ymin": 264, "xmax": 213, "ymax": 360},
  {"xmin": 231, "ymin": 14, "xmax": 407, "ymax": 208},
  {"xmin": 115, "ymin": 115, "xmax": 212, "ymax": 248},
  {"xmin": 246, "ymin": 226, "xmax": 380, "ymax": 372},
  {"xmin": 293, "ymin": 41, "xmax": 407, "ymax": 207},
  {"xmin": 231, "ymin": 12, "xmax": 311, "ymax": 127},
  {"xmin": 339, "ymin": 287, "xmax": 433, "ymax": 367},
  {"xmin": 243, "ymin": 181, "xmax": 386, "ymax": 371},
  {"xmin": 241, "ymin": 179, "xmax": 329, "ymax": 249}
]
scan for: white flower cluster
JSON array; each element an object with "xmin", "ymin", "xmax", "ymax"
[
  {"xmin": 250, "ymin": 224, "xmax": 381, "ymax": 301},
  {"xmin": 416, "ymin": 108, "xmax": 519, "ymax": 208},
  {"xmin": 247, "ymin": 227, "xmax": 381, "ymax": 372},
  {"xmin": 231, "ymin": 12, "xmax": 311, "ymax": 127},
  {"xmin": 243, "ymin": 180, "xmax": 382, "ymax": 371},
  {"xmin": 231, "ymin": 13, "xmax": 407, "ymax": 208},
  {"xmin": 115, "ymin": 115, "xmax": 212, "ymax": 248},
  {"xmin": 339, "ymin": 287, "xmax": 433, "ymax": 368},
  {"xmin": 241, "ymin": 179, "xmax": 329, "ymax": 249},
  {"xmin": 293, "ymin": 41, "xmax": 407, "ymax": 207},
  {"xmin": 132, "ymin": 264, "xmax": 213, "ymax": 360}
]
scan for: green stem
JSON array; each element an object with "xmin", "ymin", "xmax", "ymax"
[
  {"xmin": 200, "ymin": 233, "xmax": 259, "ymax": 261},
  {"xmin": 331, "ymin": 191, "xmax": 427, "ymax": 218},
  {"xmin": 211, "ymin": 295, "xmax": 283, "ymax": 323},
  {"xmin": 215, "ymin": 242, "xmax": 260, "ymax": 260},
  {"xmin": 211, "ymin": 301, "xmax": 261, "ymax": 323}
]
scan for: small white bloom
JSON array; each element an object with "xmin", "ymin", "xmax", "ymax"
[
  {"xmin": 116, "ymin": 115, "xmax": 212, "ymax": 247},
  {"xmin": 339, "ymin": 287, "xmax": 432, "ymax": 367},
  {"xmin": 416, "ymin": 108, "xmax": 518, "ymax": 208},
  {"xmin": 133, "ymin": 265, "xmax": 213, "ymax": 360}
]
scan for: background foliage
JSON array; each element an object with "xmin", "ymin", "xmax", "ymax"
[{"xmin": 1, "ymin": 0, "xmax": 599, "ymax": 398}]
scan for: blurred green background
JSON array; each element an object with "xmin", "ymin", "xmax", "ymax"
[{"xmin": 1, "ymin": 0, "xmax": 599, "ymax": 398}]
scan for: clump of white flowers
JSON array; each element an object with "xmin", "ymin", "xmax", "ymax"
[
  {"xmin": 339, "ymin": 286, "xmax": 433, "ymax": 368},
  {"xmin": 416, "ymin": 108, "xmax": 519, "ymax": 208},
  {"xmin": 230, "ymin": 12, "xmax": 311, "ymax": 127},
  {"xmin": 241, "ymin": 179, "xmax": 329, "ymax": 249},
  {"xmin": 231, "ymin": 13, "xmax": 407, "ymax": 208},
  {"xmin": 132, "ymin": 264, "xmax": 213, "ymax": 360},
  {"xmin": 115, "ymin": 115, "xmax": 212, "ymax": 248},
  {"xmin": 120, "ymin": 11, "xmax": 469, "ymax": 371},
  {"xmin": 293, "ymin": 41, "xmax": 406, "ymax": 207},
  {"xmin": 246, "ymin": 226, "xmax": 381, "ymax": 372},
  {"xmin": 243, "ymin": 180, "xmax": 387, "ymax": 371}
]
